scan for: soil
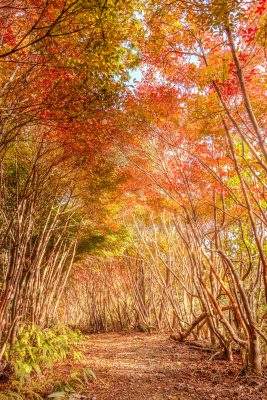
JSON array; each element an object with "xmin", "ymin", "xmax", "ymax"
[{"xmin": 80, "ymin": 333, "xmax": 267, "ymax": 400}]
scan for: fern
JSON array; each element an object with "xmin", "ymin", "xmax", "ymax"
[
  {"xmin": 0, "ymin": 389, "xmax": 43, "ymax": 400},
  {"xmin": 4, "ymin": 324, "xmax": 82, "ymax": 383},
  {"xmin": 47, "ymin": 367, "xmax": 97, "ymax": 400}
]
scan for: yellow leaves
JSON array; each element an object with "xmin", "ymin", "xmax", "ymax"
[
  {"xmin": 198, "ymin": 59, "xmax": 229, "ymax": 86},
  {"xmin": 257, "ymin": 14, "xmax": 267, "ymax": 47},
  {"xmin": 174, "ymin": 20, "xmax": 182, "ymax": 29}
]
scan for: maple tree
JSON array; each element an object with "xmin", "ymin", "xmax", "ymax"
[
  {"xmin": 105, "ymin": 0, "xmax": 267, "ymax": 375},
  {"xmin": 0, "ymin": 0, "xmax": 143, "ymax": 379},
  {"xmin": 0, "ymin": 0, "xmax": 267, "ymax": 389}
]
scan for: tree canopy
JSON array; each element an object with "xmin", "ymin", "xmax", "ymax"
[{"xmin": 0, "ymin": 0, "xmax": 267, "ymax": 391}]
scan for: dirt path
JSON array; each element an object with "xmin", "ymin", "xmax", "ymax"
[{"xmin": 81, "ymin": 333, "xmax": 267, "ymax": 400}]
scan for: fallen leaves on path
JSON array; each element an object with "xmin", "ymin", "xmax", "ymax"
[{"xmin": 77, "ymin": 333, "xmax": 267, "ymax": 400}]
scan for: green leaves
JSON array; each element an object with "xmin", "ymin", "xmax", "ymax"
[
  {"xmin": 47, "ymin": 393, "xmax": 85, "ymax": 400},
  {"xmin": 47, "ymin": 367, "xmax": 96, "ymax": 400},
  {"xmin": 4, "ymin": 325, "xmax": 83, "ymax": 384},
  {"xmin": 0, "ymin": 390, "xmax": 43, "ymax": 400},
  {"xmin": 47, "ymin": 392, "xmax": 67, "ymax": 399}
]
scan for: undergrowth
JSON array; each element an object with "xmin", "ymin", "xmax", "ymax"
[
  {"xmin": 0, "ymin": 324, "xmax": 91, "ymax": 400},
  {"xmin": 0, "ymin": 367, "xmax": 96, "ymax": 400}
]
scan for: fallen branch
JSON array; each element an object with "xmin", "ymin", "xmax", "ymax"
[{"xmin": 170, "ymin": 312, "xmax": 207, "ymax": 342}]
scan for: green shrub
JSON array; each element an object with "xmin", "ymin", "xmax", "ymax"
[{"xmin": 4, "ymin": 325, "xmax": 82, "ymax": 383}]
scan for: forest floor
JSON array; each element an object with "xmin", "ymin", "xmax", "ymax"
[
  {"xmin": 2, "ymin": 333, "xmax": 267, "ymax": 399},
  {"xmin": 69, "ymin": 333, "xmax": 267, "ymax": 400}
]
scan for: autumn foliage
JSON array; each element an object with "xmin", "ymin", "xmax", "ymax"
[{"xmin": 0, "ymin": 0, "xmax": 267, "ymax": 384}]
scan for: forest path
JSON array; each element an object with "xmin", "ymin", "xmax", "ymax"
[{"xmin": 81, "ymin": 333, "xmax": 266, "ymax": 400}]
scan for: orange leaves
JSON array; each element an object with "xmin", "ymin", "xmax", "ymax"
[{"xmin": 135, "ymin": 82, "xmax": 180, "ymax": 125}]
